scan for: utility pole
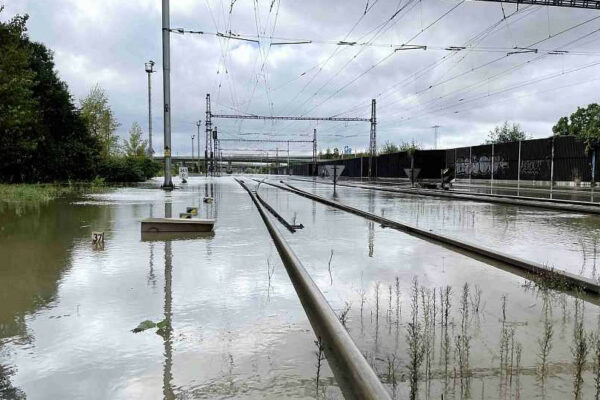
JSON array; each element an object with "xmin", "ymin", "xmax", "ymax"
[
  {"xmin": 196, "ymin": 120, "xmax": 201, "ymax": 173},
  {"xmin": 191, "ymin": 135, "xmax": 195, "ymax": 161},
  {"xmin": 287, "ymin": 140, "xmax": 290, "ymax": 175},
  {"xmin": 205, "ymin": 94, "xmax": 212, "ymax": 177},
  {"xmin": 161, "ymin": 0, "xmax": 173, "ymax": 189},
  {"xmin": 368, "ymin": 99, "xmax": 377, "ymax": 180},
  {"xmin": 144, "ymin": 60, "xmax": 155, "ymax": 157},
  {"xmin": 313, "ymin": 128, "xmax": 317, "ymax": 176},
  {"xmin": 212, "ymin": 127, "xmax": 217, "ymax": 176},
  {"xmin": 431, "ymin": 125, "xmax": 441, "ymax": 150}
]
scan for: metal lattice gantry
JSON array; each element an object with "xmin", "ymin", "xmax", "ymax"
[
  {"xmin": 206, "ymin": 94, "xmax": 377, "ymax": 179},
  {"xmin": 473, "ymin": 0, "xmax": 600, "ymax": 9}
]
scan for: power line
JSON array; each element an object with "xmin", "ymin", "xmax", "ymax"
[{"xmin": 382, "ymin": 21, "xmax": 600, "ymax": 121}]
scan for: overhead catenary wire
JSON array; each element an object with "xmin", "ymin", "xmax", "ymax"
[
  {"xmin": 379, "ymin": 22, "xmax": 600, "ymax": 124},
  {"xmin": 329, "ymin": 4, "xmax": 542, "ymax": 118},
  {"xmin": 291, "ymin": 0, "xmax": 466, "ymax": 120}
]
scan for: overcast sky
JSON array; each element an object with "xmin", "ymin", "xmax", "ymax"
[{"xmin": 3, "ymin": 0, "xmax": 600, "ymax": 156}]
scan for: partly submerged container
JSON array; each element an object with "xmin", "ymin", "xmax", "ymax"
[{"xmin": 141, "ymin": 218, "xmax": 215, "ymax": 233}]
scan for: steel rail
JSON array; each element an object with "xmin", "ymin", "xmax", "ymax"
[
  {"xmin": 261, "ymin": 179, "xmax": 600, "ymax": 295},
  {"xmin": 235, "ymin": 178, "xmax": 391, "ymax": 400},
  {"xmin": 292, "ymin": 177, "xmax": 600, "ymax": 215},
  {"xmin": 256, "ymin": 192, "xmax": 302, "ymax": 233}
]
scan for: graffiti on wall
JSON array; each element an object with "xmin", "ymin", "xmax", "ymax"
[
  {"xmin": 455, "ymin": 155, "xmax": 509, "ymax": 178},
  {"xmin": 520, "ymin": 159, "xmax": 549, "ymax": 179}
]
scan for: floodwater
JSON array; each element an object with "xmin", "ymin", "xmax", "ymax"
[
  {"xmin": 291, "ymin": 177, "xmax": 600, "ymax": 279},
  {"xmin": 1, "ymin": 176, "xmax": 600, "ymax": 399}
]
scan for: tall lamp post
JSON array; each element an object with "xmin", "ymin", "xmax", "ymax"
[{"xmin": 144, "ymin": 60, "xmax": 155, "ymax": 157}]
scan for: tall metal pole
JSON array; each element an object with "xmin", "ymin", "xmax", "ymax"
[
  {"xmin": 211, "ymin": 127, "xmax": 217, "ymax": 176},
  {"xmin": 205, "ymin": 94, "xmax": 212, "ymax": 177},
  {"xmin": 191, "ymin": 135, "xmax": 195, "ymax": 161},
  {"xmin": 196, "ymin": 120, "xmax": 201, "ymax": 173},
  {"xmin": 368, "ymin": 99, "xmax": 376, "ymax": 180},
  {"xmin": 145, "ymin": 61, "xmax": 155, "ymax": 157},
  {"xmin": 161, "ymin": 0, "xmax": 173, "ymax": 189},
  {"xmin": 431, "ymin": 125, "xmax": 440, "ymax": 150},
  {"xmin": 287, "ymin": 140, "xmax": 290, "ymax": 175}
]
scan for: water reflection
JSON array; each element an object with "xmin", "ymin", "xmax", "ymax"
[
  {"xmin": 162, "ymin": 240, "xmax": 174, "ymax": 400},
  {"xmin": 0, "ymin": 199, "xmax": 106, "ymax": 396},
  {"xmin": 368, "ymin": 190, "xmax": 375, "ymax": 258},
  {"xmin": 0, "ymin": 201, "xmax": 105, "ymax": 338}
]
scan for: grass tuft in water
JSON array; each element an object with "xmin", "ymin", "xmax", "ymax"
[
  {"xmin": 572, "ymin": 298, "xmax": 589, "ymax": 400},
  {"xmin": 537, "ymin": 292, "xmax": 554, "ymax": 381},
  {"xmin": 0, "ymin": 181, "xmax": 106, "ymax": 203},
  {"xmin": 406, "ymin": 277, "xmax": 424, "ymax": 400}
]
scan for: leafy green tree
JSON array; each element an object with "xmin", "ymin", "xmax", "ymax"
[
  {"xmin": 0, "ymin": 12, "xmax": 39, "ymax": 182},
  {"xmin": 123, "ymin": 122, "xmax": 147, "ymax": 157},
  {"xmin": 398, "ymin": 140, "xmax": 421, "ymax": 155},
  {"xmin": 381, "ymin": 141, "xmax": 400, "ymax": 154},
  {"xmin": 28, "ymin": 41, "xmax": 101, "ymax": 181},
  {"xmin": 333, "ymin": 148, "xmax": 340, "ymax": 159},
  {"xmin": 486, "ymin": 121, "xmax": 529, "ymax": 144},
  {"xmin": 553, "ymin": 104, "xmax": 600, "ymax": 153},
  {"xmin": 80, "ymin": 84, "xmax": 120, "ymax": 158},
  {"xmin": 0, "ymin": 9, "xmax": 101, "ymax": 182}
]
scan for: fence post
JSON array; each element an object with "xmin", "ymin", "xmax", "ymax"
[
  {"xmin": 360, "ymin": 156, "xmax": 363, "ymax": 181},
  {"xmin": 592, "ymin": 148, "xmax": 596, "ymax": 187},
  {"xmin": 550, "ymin": 136, "xmax": 555, "ymax": 190},
  {"xmin": 491, "ymin": 143, "xmax": 495, "ymax": 189},
  {"xmin": 469, "ymin": 146, "xmax": 472, "ymax": 185},
  {"xmin": 454, "ymin": 148, "xmax": 457, "ymax": 179},
  {"xmin": 517, "ymin": 140, "xmax": 522, "ymax": 195}
]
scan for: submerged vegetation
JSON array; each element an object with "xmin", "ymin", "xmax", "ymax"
[
  {"xmin": 0, "ymin": 181, "xmax": 107, "ymax": 203},
  {"xmin": 323, "ymin": 273, "xmax": 600, "ymax": 400}
]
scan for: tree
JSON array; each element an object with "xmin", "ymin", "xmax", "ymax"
[
  {"xmin": 324, "ymin": 148, "xmax": 332, "ymax": 159},
  {"xmin": 0, "ymin": 9, "xmax": 101, "ymax": 182},
  {"xmin": 123, "ymin": 122, "xmax": 147, "ymax": 157},
  {"xmin": 486, "ymin": 121, "xmax": 529, "ymax": 144},
  {"xmin": 381, "ymin": 141, "xmax": 399, "ymax": 154},
  {"xmin": 80, "ymin": 84, "xmax": 120, "ymax": 158},
  {"xmin": 398, "ymin": 140, "xmax": 421, "ymax": 155},
  {"xmin": 28, "ymin": 41, "xmax": 101, "ymax": 181},
  {"xmin": 332, "ymin": 148, "xmax": 340, "ymax": 159},
  {"xmin": 553, "ymin": 103, "xmax": 600, "ymax": 153},
  {"xmin": 0, "ymin": 12, "xmax": 39, "ymax": 182}
]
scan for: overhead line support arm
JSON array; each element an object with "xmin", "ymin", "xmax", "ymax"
[
  {"xmin": 211, "ymin": 114, "xmax": 371, "ymax": 122},
  {"xmin": 472, "ymin": 0, "xmax": 600, "ymax": 9}
]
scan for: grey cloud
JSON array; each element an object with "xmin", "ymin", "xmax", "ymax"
[{"xmin": 4, "ymin": 0, "xmax": 600, "ymax": 155}]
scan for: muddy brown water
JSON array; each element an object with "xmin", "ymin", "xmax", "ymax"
[{"xmin": 1, "ymin": 176, "xmax": 599, "ymax": 399}]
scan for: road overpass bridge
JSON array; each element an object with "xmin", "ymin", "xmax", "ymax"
[{"xmin": 153, "ymin": 154, "xmax": 314, "ymax": 164}]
